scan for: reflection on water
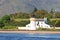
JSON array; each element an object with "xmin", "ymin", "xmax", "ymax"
[{"xmin": 0, "ymin": 33, "xmax": 60, "ymax": 40}]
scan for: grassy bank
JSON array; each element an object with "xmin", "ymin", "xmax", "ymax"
[{"xmin": 37, "ymin": 27, "xmax": 60, "ymax": 31}]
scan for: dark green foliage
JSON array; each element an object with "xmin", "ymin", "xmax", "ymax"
[
  {"xmin": 10, "ymin": 12, "xmax": 31, "ymax": 19},
  {"xmin": 55, "ymin": 20, "xmax": 60, "ymax": 27},
  {"xmin": 0, "ymin": 15, "xmax": 11, "ymax": 28},
  {"xmin": 2, "ymin": 26, "xmax": 17, "ymax": 29},
  {"xmin": 50, "ymin": 9, "xmax": 54, "ymax": 14},
  {"xmin": 9, "ymin": 9, "xmax": 60, "ymax": 19},
  {"xmin": 46, "ymin": 18, "xmax": 50, "ymax": 24},
  {"xmin": 18, "ymin": 21, "xmax": 30, "ymax": 26},
  {"xmin": 50, "ymin": 20, "xmax": 56, "ymax": 26},
  {"xmin": 32, "ymin": 7, "xmax": 37, "ymax": 13},
  {"xmin": 55, "ymin": 12, "xmax": 60, "ymax": 18},
  {"xmin": 0, "ymin": 8, "xmax": 60, "ymax": 29},
  {"xmin": 48, "ymin": 14, "xmax": 53, "ymax": 18},
  {"xmin": 0, "ymin": 20, "xmax": 4, "ymax": 28},
  {"xmin": 57, "ymin": 20, "xmax": 60, "ymax": 24},
  {"xmin": 34, "ymin": 9, "xmax": 48, "ymax": 18},
  {"xmin": 5, "ymin": 20, "xmax": 30, "ymax": 27},
  {"xmin": 1, "ymin": 15, "xmax": 10, "ymax": 24}
]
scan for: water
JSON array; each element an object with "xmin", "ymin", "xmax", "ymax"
[{"xmin": 0, "ymin": 33, "xmax": 60, "ymax": 40}]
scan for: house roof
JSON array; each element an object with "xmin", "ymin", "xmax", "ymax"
[
  {"xmin": 35, "ymin": 19, "xmax": 44, "ymax": 21},
  {"xmin": 30, "ymin": 18, "xmax": 44, "ymax": 21}
]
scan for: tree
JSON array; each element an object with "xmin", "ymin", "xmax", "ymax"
[
  {"xmin": 49, "ymin": 9, "xmax": 54, "ymax": 18},
  {"xmin": 53, "ymin": 20, "xmax": 58, "ymax": 29},
  {"xmin": 55, "ymin": 12, "xmax": 60, "ymax": 18},
  {"xmin": 50, "ymin": 9, "xmax": 54, "ymax": 14},
  {"xmin": 34, "ymin": 9, "xmax": 48, "ymax": 18},
  {"xmin": 50, "ymin": 20, "xmax": 58, "ymax": 29},
  {"xmin": 33, "ymin": 7, "xmax": 37, "ymax": 13},
  {"xmin": 48, "ymin": 13, "xmax": 53, "ymax": 18},
  {"xmin": 0, "ymin": 20, "xmax": 4, "ymax": 28},
  {"xmin": 1, "ymin": 15, "xmax": 10, "ymax": 24},
  {"xmin": 31, "ymin": 7, "xmax": 37, "ymax": 18},
  {"xmin": 55, "ymin": 20, "xmax": 60, "ymax": 27}
]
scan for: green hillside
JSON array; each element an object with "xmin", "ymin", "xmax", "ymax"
[{"xmin": 0, "ymin": 9, "xmax": 60, "ymax": 30}]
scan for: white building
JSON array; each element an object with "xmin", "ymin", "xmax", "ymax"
[{"xmin": 18, "ymin": 17, "xmax": 50, "ymax": 30}]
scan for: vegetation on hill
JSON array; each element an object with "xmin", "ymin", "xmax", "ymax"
[{"xmin": 0, "ymin": 8, "xmax": 60, "ymax": 29}]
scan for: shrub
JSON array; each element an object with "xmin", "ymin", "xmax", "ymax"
[
  {"xmin": 55, "ymin": 20, "xmax": 60, "ymax": 27},
  {"xmin": 5, "ymin": 20, "xmax": 30, "ymax": 27},
  {"xmin": 2, "ymin": 26, "xmax": 17, "ymax": 29},
  {"xmin": 0, "ymin": 20, "xmax": 4, "ymax": 28},
  {"xmin": 1, "ymin": 15, "xmax": 10, "ymax": 24}
]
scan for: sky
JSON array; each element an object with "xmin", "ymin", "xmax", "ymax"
[{"xmin": 0, "ymin": 0, "xmax": 60, "ymax": 17}]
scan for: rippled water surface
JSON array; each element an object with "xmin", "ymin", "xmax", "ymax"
[{"xmin": 0, "ymin": 33, "xmax": 60, "ymax": 40}]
